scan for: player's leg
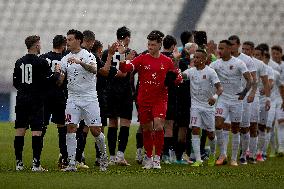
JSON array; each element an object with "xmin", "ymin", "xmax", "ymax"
[
  {"xmin": 202, "ymin": 109, "xmax": 216, "ymax": 166},
  {"xmin": 276, "ymin": 103, "xmax": 284, "ymax": 156},
  {"xmin": 61, "ymin": 100, "xmax": 80, "ymax": 171},
  {"xmin": 240, "ymin": 99, "xmax": 253, "ymax": 165},
  {"xmin": 30, "ymin": 101, "xmax": 47, "ymax": 172},
  {"xmin": 163, "ymin": 119, "xmax": 174, "ymax": 164},
  {"xmin": 49, "ymin": 96, "xmax": 68, "ymax": 168},
  {"xmin": 116, "ymin": 96, "xmax": 132, "ymax": 166},
  {"xmin": 229, "ymin": 103, "xmax": 243, "ymax": 166},
  {"xmin": 190, "ymin": 108, "xmax": 202, "ymax": 167},
  {"xmin": 264, "ymin": 100, "xmax": 276, "ymax": 158},
  {"xmin": 215, "ymin": 101, "xmax": 228, "ymax": 165},
  {"xmin": 152, "ymin": 102, "xmax": 168, "ymax": 169},
  {"xmin": 136, "ymin": 125, "xmax": 144, "ymax": 164},
  {"xmin": 108, "ymin": 118, "xmax": 118, "ymax": 165},
  {"xmin": 139, "ymin": 105, "xmax": 154, "ymax": 169},
  {"xmin": 84, "ymin": 101, "xmax": 108, "ymax": 171},
  {"xmin": 223, "ymin": 117, "xmax": 231, "ymax": 160},
  {"xmin": 14, "ymin": 101, "xmax": 28, "ymax": 171}
]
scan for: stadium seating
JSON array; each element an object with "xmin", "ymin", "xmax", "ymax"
[
  {"xmin": 196, "ymin": 0, "xmax": 284, "ymax": 46},
  {"xmin": 0, "ymin": 0, "xmax": 186, "ymax": 91}
]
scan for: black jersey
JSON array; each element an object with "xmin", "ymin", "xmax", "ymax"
[
  {"xmin": 39, "ymin": 51, "xmax": 67, "ymax": 99},
  {"xmin": 13, "ymin": 54, "xmax": 54, "ymax": 99},
  {"xmin": 102, "ymin": 49, "xmax": 133, "ymax": 94}
]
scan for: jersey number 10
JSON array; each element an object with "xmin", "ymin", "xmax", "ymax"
[{"xmin": 20, "ymin": 64, "xmax": 32, "ymax": 84}]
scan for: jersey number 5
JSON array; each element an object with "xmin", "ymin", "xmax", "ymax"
[{"xmin": 20, "ymin": 64, "xmax": 32, "ymax": 84}]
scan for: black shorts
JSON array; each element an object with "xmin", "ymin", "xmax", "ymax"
[
  {"xmin": 98, "ymin": 89, "xmax": 108, "ymax": 126},
  {"xmin": 175, "ymin": 83, "xmax": 191, "ymax": 127},
  {"xmin": 166, "ymin": 86, "xmax": 177, "ymax": 120},
  {"xmin": 106, "ymin": 92, "xmax": 133, "ymax": 120},
  {"xmin": 15, "ymin": 97, "xmax": 44, "ymax": 131},
  {"xmin": 44, "ymin": 95, "xmax": 66, "ymax": 126}
]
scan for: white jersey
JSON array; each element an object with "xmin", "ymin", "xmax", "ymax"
[
  {"xmin": 236, "ymin": 53, "xmax": 256, "ymax": 89},
  {"xmin": 61, "ymin": 49, "xmax": 98, "ymax": 100},
  {"xmin": 210, "ymin": 57, "xmax": 248, "ymax": 103},
  {"xmin": 183, "ymin": 65, "xmax": 220, "ymax": 110},
  {"xmin": 252, "ymin": 57, "xmax": 267, "ymax": 97},
  {"xmin": 271, "ymin": 70, "xmax": 283, "ymax": 100},
  {"xmin": 259, "ymin": 65, "xmax": 274, "ymax": 102},
  {"xmin": 268, "ymin": 59, "xmax": 281, "ymax": 72}
]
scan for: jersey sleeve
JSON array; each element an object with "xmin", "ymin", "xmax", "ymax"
[
  {"xmin": 247, "ymin": 57, "xmax": 256, "ymax": 72},
  {"xmin": 60, "ymin": 56, "xmax": 67, "ymax": 73},
  {"xmin": 182, "ymin": 69, "xmax": 190, "ymax": 80},
  {"xmin": 12, "ymin": 60, "xmax": 22, "ymax": 90},
  {"xmin": 120, "ymin": 54, "xmax": 143, "ymax": 73},
  {"xmin": 259, "ymin": 62, "xmax": 267, "ymax": 77},
  {"xmin": 209, "ymin": 68, "xmax": 220, "ymax": 85},
  {"xmin": 238, "ymin": 60, "xmax": 249, "ymax": 75}
]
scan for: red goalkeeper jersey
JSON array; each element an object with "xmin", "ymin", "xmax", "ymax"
[{"xmin": 120, "ymin": 53, "xmax": 182, "ymax": 105}]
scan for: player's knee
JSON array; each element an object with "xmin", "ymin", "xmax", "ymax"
[
  {"xmin": 15, "ymin": 128, "xmax": 26, "ymax": 136},
  {"xmin": 207, "ymin": 132, "xmax": 215, "ymax": 141},
  {"xmin": 90, "ymin": 127, "xmax": 101, "ymax": 137},
  {"xmin": 191, "ymin": 127, "xmax": 200, "ymax": 135},
  {"xmin": 67, "ymin": 124, "xmax": 77, "ymax": 133},
  {"xmin": 215, "ymin": 117, "xmax": 224, "ymax": 129}
]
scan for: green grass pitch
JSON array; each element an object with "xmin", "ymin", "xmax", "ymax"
[{"xmin": 0, "ymin": 122, "xmax": 284, "ymax": 189}]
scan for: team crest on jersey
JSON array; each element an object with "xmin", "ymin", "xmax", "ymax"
[
  {"xmin": 230, "ymin": 65, "xmax": 234, "ymax": 70},
  {"xmin": 203, "ymin": 75, "xmax": 206, "ymax": 79}
]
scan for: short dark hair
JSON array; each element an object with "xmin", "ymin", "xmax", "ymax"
[
  {"xmin": 25, "ymin": 35, "xmax": 40, "ymax": 49},
  {"xmin": 257, "ymin": 43, "xmax": 269, "ymax": 52},
  {"xmin": 83, "ymin": 30, "xmax": 95, "ymax": 41},
  {"xmin": 67, "ymin": 29, "xmax": 84, "ymax": 44},
  {"xmin": 196, "ymin": 48, "xmax": 207, "ymax": 56},
  {"xmin": 163, "ymin": 35, "xmax": 177, "ymax": 49},
  {"xmin": 220, "ymin": 40, "xmax": 232, "ymax": 46},
  {"xmin": 194, "ymin": 31, "xmax": 207, "ymax": 47},
  {"xmin": 116, "ymin": 26, "xmax": 131, "ymax": 40},
  {"xmin": 228, "ymin": 35, "xmax": 240, "ymax": 44},
  {"xmin": 53, "ymin": 35, "xmax": 66, "ymax": 49},
  {"xmin": 147, "ymin": 30, "xmax": 164, "ymax": 43},
  {"xmin": 180, "ymin": 31, "xmax": 193, "ymax": 47},
  {"xmin": 271, "ymin": 45, "xmax": 283, "ymax": 54},
  {"xmin": 255, "ymin": 45, "xmax": 265, "ymax": 56},
  {"xmin": 243, "ymin": 41, "xmax": 255, "ymax": 48},
  {"xmin": 91, "ymin": 40, "xmax": 103, "ymax": 54}
]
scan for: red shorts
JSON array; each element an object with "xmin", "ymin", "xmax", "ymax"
[{"xmin": 138, "ymin": 101, "xmax": 167, "ymax": 124}]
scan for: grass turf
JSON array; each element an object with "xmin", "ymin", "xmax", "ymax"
[{"xmin": 0, "ymin": 122, "xmax": 284, "ymax": 189}]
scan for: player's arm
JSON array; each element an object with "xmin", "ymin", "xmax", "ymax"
[
  {"xmin": 119, "ymin": 52, "xmax": 140, "ymax": 73},
  {"xmin": 237, "ymin": 71, "xmax": 252, "ymax": 100},
  {"xmin": 247, "ymin": 71, "xmax": 257, "ymax": 103},
  {"xmin": 208, "ymin": 82, "xmax": 223, "ymax": 106},
  {"xmin": 260, "ymin": 75, "xmax": 271, "ymax": 111},
  {"xmin": 279, "ymin": 85, "xmax": 284, "ymax": 110},
  {"xmin": 99, "ymin": 42, "xmax": 118, "ymax": 77},
  {"xmin": 13, "ymin": 63, "xmax": 21, "ymax": 90},
  {"xmin": 68, "ymin": 57, "xmax": 97, "ymax": 74}
]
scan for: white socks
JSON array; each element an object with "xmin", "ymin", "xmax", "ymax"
[
  {"xmin": 249, "ymin": 137, "xmax": 258, "ymax": 158},
  {"xmin": 192, "ymin": 135, "xmax": 201, "ymax": 161},
  {"xmin": 277, "ymin": 125, "xmax": 284, "ymax": 152},
  {"xmin": 223, "ymin": 130, "xmax": 229, "ymax": 156},
  {"xmin": 231, "ymin": 133, "xmax": 240, "ymax": 161},
  {"xmin": 95, "ymin": 132, "xmax": 107, "ymax": 156},
  {"xmin": 209, "ymin": 136, "xmax": 217, "ymax": 155},
  {"xmin": 66, "ymin": 133, "xmax": 77, "ymax": 166},
  {"xmin": 216, "ymin": 130, "xmax": 225, "ymax": 156},
  {"xmin": 257, "ymin": 130, "xmax": 266, "ymax": 153},
  {"xmin": 240, "ymin": 132, "xmax": 250, "ymax": 157}
]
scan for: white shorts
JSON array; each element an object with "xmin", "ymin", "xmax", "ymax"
[
  {"xmin": 224, "ymin": 114, "xmax": 231, "ymax": 124},
  {"xmin": 258, "ymin": 102, "xmax": 268, "ymax": 126},
  {"xmin": 250, "ymin": 97, "xmax": 259, "ymax": 123},
  {"xmin": 276, "ymin": 101, "xmax": 284, "ymax": 121},
  {"xmin": 267, "ymin": 100, "xmax": 277, "ymax": 128},
  {"xmin": 190, "ymin": 108, "xmax": 215, "ymax": 132},
  {"xmin": 240, "ymin": 98, "xmax": 252, "ymax": 128},
  {"xmin": 65, "ymin": 99, "xmax": 102, "ymax": 126},
  {"xmin": 215, "ymin": 100, "xmax": 243, "ymax": 123}
]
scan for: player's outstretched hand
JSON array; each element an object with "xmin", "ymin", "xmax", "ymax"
[
  {"xmin": 208, "ymin": 97, "xmax": 216, "ymax": 106},
  {"xmin": 126, "ymin": 50, "xmax": 136, "ymax": 61},
  {"xmin": 108, "ymin": 42, "xmax": 118, "ymax": 56},
  {"xmin": 247, "ymin": 94, "xmax": 255, "ymax": 103},
  {"xmin": 265, "ymin": 99, "xmax": 271, "ymax": 111},
  {"xmin": 117, "ymin": 40, "xmax": 126, "ymax": 54}
]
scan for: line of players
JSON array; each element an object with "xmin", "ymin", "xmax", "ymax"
[{"xmin": 12, "ymin": 27, "xmax": 284, "ymax": 171}]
